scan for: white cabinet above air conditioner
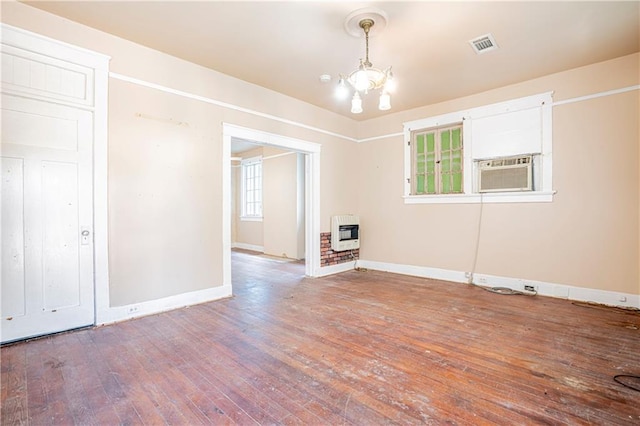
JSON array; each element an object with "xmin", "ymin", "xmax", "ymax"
[{"xmin": 478, "ymin": 155, "xmax": 532, "ymax": 193}]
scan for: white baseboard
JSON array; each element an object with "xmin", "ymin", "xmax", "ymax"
[
  {"xmin": 359, "ymin": 260, "xmax": 467, "ymax": 284},
  {"xmin": 315, "ymin": 261, "xmax": 356, "ymax": 277},
  {"xmin": 232, "ymin": 242, "xmax": 264, "ymax": 252},
  {"xmin": 94, "ymin": 259, "xmax": 637, "ymax": 326},
  {"xmin": 358, "ymin": 260, "xmax": 639, "ymax": 309},
  {"xmin": 96, "ymin": 284, "xmax": 233, "ymax": 325}
]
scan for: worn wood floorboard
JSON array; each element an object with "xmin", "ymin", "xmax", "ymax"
[{"xmin": 2, "ymin": 249, "xmax": 639, "ymax": 425}]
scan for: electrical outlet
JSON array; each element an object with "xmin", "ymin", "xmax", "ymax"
[
  {"xmin": 127, "ymin": 305, "xmax": 140, "ymax": 314},
  {"xmin": 478, "ymin": 277, "xmax": 487, "ymax": 284},
  {"xmin": 524, "ymin": 285, "xmax": 536, "ymax": 292}
]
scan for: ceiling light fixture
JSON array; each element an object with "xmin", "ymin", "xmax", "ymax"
[{"xmin": 337, "ymin": 9, "xmax": 395, "ymax": 114}]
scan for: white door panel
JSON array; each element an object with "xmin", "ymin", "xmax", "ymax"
[
  {"xmin": 1, "ymin": 45, "xmax": 94, "ymax": 107},
  {"xmin": 42, "ymin": 161, "xmax": 81, "ymax": 309},
  {"xmin": 2, "ymin": 108, "xmax": 79, "ymax": 151},
  {"xmin": 1, "ymin": 157, "xmax": 26, "ymax": 318},
  {"xmin": 1, "ymin": 94, "xmax": 94, "ymax": 343}
]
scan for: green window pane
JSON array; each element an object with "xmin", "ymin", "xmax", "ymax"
[
  {"xmin": 452, "ymin": 154, "xmax": 461, "ymax": 172},
  {"xmin": 441, "ymin": 149, "xmax": 451, "ymax": 172},
  {"xmin": 441, "ymin": 130, "xmax": 450, "ymax": 151},
  {"xmin": 416, "ymin": 134, "xmax": 425, "ymax": 154},
  {"xmin": 417, "ymin": 160, "xmax": 425, "ymax": 174},
  {"xmin": 427, "ymin": 175, "xmax": 436, "ymax": 194},
  {"xmin": 426, "ymin": 153, "xmax": 435, "ymax": 172},
  {"xmin": 442, "ymin": 175, "xmax": 451, "ymax": 193},
  {"xmin": 426, "ymin": 133, "xmax": 435, "ymax": 153},
  {"xmin": 416, "ymin": 175, "xmax": 425, "ymax": 194},
  {"xmin": 452, "ymin": 128, "xmax": 461, "ymax": 150},
  {"xmin": 452, "ymin": 172, "xmax": 462, "ymax": 193}
]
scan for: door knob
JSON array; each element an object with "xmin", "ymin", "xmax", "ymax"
[{"xmin": 81, "ymin": 229, "xmax": 90, "ymax": 245}]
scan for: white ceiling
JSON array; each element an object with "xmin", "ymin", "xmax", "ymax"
[{"xmin": 24, "ymin": 1, "xmax": 639, "ymax": 121}]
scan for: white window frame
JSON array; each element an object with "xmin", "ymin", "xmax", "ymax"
[
  {"xmin": 240, "ymin": 156, "xmax": 263, "ymax": 221},
  {"xmin": 403, "ymin": 92, "xmax": 555, "ymax": 204}
]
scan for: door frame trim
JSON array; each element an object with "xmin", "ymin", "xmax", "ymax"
[{"xmin": 92, "ymin": 50, "xmax": 111, "ymax": 326}]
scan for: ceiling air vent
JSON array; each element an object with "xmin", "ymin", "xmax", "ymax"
[{"xmin": 469, "ymin": 33, "xmax": 499, "ymax": 54}]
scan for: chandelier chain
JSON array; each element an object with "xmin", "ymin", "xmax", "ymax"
[
  {"xmin": 361, "ymin": 19, "xmax": 373, "ymax": 67},
  {"xmin": 365, "ymin": 26, "xmax": 369, "ymax": 65}
]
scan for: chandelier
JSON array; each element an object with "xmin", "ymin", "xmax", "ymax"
[{"xmin": 336, "ymin": 10, "xmax": 395, "ymax": 114}]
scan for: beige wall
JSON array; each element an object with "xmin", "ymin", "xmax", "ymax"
[
  {"xmin": 107, "ymin": 80, "xmax": 224, "ymax": 305},
  {"xmin": 235, "ymin": 218, "xmax": 264, "ymax": 249},
  {"xmin": 355, "ymin": 53, "xmax": 639, "ymax": 295},
  {"xmin": 230, "ymin": 160, "xmax": 237, "ymax": 244},
  {"xmin": 234, "ymin": 147, "xmax": 264, "ymax": 249},
  {"xmin": 296, "ymin": 153, "xmax": 306, "ymax": 260},
  {"xmin": 234, "ymin": 146, "xmax": 304, "ymax": 259},
  {"xmin": 2, "ymin": 2, "xmax": 638, "ymax": 307},
  {"xmin": 263, "ymin": 148, "xmax": 302, "ymax": 259},
  {"xmin": 1, "ymin": 2, "xmax": 358, "ymax": 307}
]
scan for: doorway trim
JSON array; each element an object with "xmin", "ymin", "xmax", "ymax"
[{"xmin": 222, "ymin": 123, "xmax": 321, "ymax": 286}]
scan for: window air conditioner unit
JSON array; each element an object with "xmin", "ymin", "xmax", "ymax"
[{"xmin": 478, "ymin": 155, "xmax": 533, "ymax": 192}]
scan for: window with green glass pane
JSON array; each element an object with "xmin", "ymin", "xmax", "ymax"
[{"xmin": 411, "ymin": 124, "xmax": 463, "ymax": 195}]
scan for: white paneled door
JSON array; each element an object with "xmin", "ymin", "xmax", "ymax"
[{"xmin": 1, "ymin": 94, "xmax": 95, "ymax": 343}]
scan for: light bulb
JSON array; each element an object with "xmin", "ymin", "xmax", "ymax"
[
  {"xmin": 378, "ymin": 92, "xmax": 391, "ymax": 111},
  {"xmin": 351, "ymin": 92, "xmax": 363, "ymax": 114},
  {"xmin": 335, "ymin": 77, "xmax": 349, "ymax": 99},
  {"xmin": 383, "ymin": 69, "xmax": 396, "ymax": 92},
  {"xmin": 353, "ymin": 62, "xmax": 370, "ymax": 92}
]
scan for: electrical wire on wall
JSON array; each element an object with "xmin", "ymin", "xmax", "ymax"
[
  {"xmin": 468, "ymin": 192, "xmax": 536, "ymax": 296},
  {"xmin": 468, "ymin": 192, "xmax": 484, "ymax": 284},
  {"xmin": 350, "ymin": 249, "xmax": 357, "ymax": 269},
  {"xmin": 351, "ymin": 249, "xmax": 367, "ymax": 272}
]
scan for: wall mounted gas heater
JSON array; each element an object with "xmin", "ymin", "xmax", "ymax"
[{"xmin": 331, "ymin": 215, "xmax": 360, "ymax": 251}]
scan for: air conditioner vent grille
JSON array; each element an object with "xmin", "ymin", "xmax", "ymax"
[
  {"xmin": 469, "ymin": 33, "xmax": 499, "ymax": 54},
  {"xmin": 480, "ymin": 167, "xmax": 529, "ymax": 192},
  {"xmin": 478, "ymin": 155, "xmax": 532, "ymax": 192},
  {"xmin": 485, "ymin": 156, "xmax": 530, "ymax": 168}
]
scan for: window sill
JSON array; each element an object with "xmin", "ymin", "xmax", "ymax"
[
  {"xmin": 403, "ymin": 191, "xmax": 556, "ymax": 204},
  {"xmin": 240, "ymin": 216, "xmax": 263, "ymax": 222}
]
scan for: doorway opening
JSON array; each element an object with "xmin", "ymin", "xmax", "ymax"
[
  {"xmin": 231, "ymin": 141, "xmax": 304, "ymax": 262},
  {"xmin": 222, "ymin": 124, "xmax": 321, "ymax": 292}
]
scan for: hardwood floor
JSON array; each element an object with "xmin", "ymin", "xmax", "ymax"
[{"xmin": 2, "ymin": 249, "xmax": 639, "ymax": 425}]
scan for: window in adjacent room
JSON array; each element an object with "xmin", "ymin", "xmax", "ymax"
[
  {"xmin": 241, "ymin": 156, "xmax": 262, "ymax": 220},
  {"xmin": 411, "ymin": 124, "xmax": 463, "ymax": 195}
]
